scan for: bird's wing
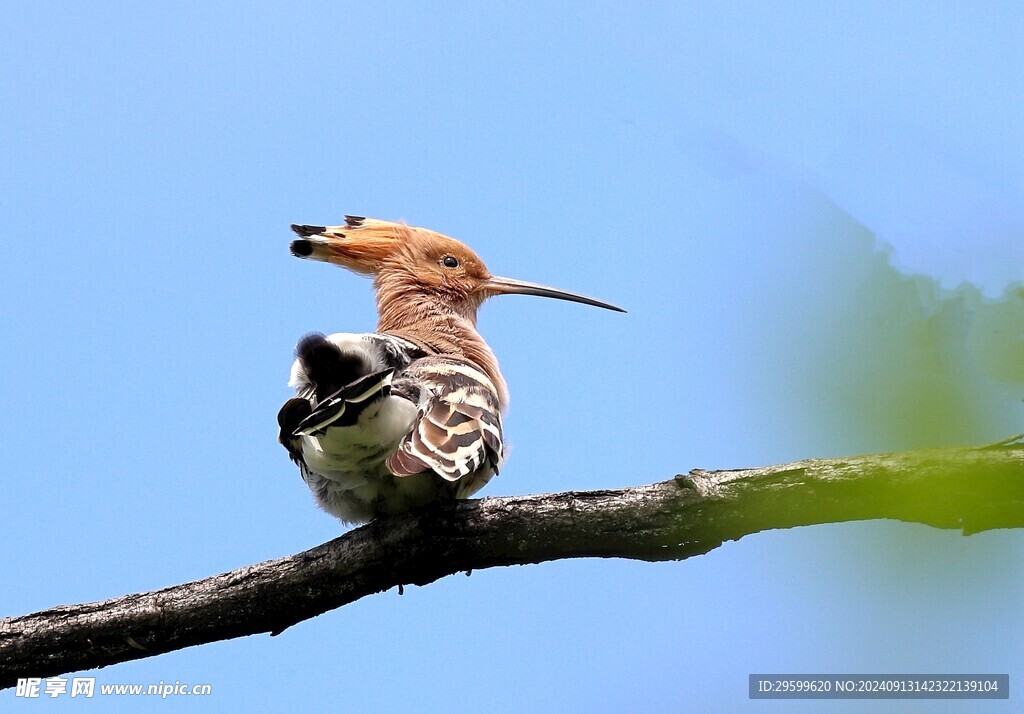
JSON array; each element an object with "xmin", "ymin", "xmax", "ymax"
[
  {"xmin": 387, "ymin": 356, "xmax": 503, "ymax": 485},
  {"xmin": 287, "ymin": 331, "xmax": 423, "ymax": 401},
  {"xmin": 278, "ymin": 332, "xmax": 424, "ymax": 462},
  {"xmin": 294, "ymin": 368, "xmax": 395, "ymax": 435}
]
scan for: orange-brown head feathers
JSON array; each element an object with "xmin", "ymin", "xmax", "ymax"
[
  {"xmin": 292, "ymin": 217, "xmax": 493, "ymax": 313},
  {"xmin": 290, "ymin": 216, "xmax": 625, "ymax": 318}
]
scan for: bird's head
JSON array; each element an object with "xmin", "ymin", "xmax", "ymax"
[{"xmin": 290, "ymin": 217, "xmax": 625, "ymax": 314}]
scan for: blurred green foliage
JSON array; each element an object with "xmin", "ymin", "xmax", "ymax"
[{"xmin": 750, "ymin": 199, "xmax": 1023, "ymax": 454}]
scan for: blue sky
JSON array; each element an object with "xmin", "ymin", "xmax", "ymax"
[{"xmin": 2, "ymin": 2, "xmax": 1022, "ymax": 711}]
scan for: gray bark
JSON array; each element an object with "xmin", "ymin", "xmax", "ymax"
[{"xmin": 2, "ymin": 438, "xmax": 1022, "ymax": 688}]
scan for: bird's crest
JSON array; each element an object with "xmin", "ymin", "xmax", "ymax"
[
  {"xmin": 290, "ymin": 217, "xmax": 488, "ymax": 282},
  {"xmin": 291, "ymin": 216, "xmax": 419, "ymax": 275}
]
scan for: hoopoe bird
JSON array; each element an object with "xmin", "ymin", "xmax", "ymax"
[{"xmin": 279, "ymin": 216, "xmax": 624, "ymax": 523}]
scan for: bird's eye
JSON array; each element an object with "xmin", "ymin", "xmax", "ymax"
[{"xmin": 441, "ymin": 256, "xmax": 460, "ymax": 268}]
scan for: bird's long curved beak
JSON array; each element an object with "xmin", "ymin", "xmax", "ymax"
[{"xmin": 483, "ymin": 276, "xmax": 626, "ymax": 313}]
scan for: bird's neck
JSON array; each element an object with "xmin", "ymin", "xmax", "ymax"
[{"xmin": 375, "ymin": 279, "xmax": 509, "ymax": 409}]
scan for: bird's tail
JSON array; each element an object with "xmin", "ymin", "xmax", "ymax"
[
  {"xmin": 294, "ymin": 332, "xmax": 373, "ymax": 401},
  {"xmin": 294, "ymin": 368, "xmax": 395, "ymax": 436},
  {"xmin": 279, "ymin": 333, "xmax": 393, "ymax": 440}
]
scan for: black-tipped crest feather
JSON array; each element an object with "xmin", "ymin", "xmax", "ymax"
[{"xmin": 290, "ymin": 224, "xmax": 327, "ymax": 237}]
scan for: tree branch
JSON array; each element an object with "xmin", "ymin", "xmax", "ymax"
[{"xmin": 3, "ymin": 439, "xmax": 1022, "ymax": 687}]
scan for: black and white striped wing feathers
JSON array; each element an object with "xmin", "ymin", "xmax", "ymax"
[
  {"xmin": 278, "ymin": 332, "xmax": 423, "ymax": 465},
  {"xmin": 294, "ymin": 368, "xmax": 395, "ymax": 436},
  {"xmin": 388, "ymin": 357, "xmax": 503, "ymax": 492}
]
